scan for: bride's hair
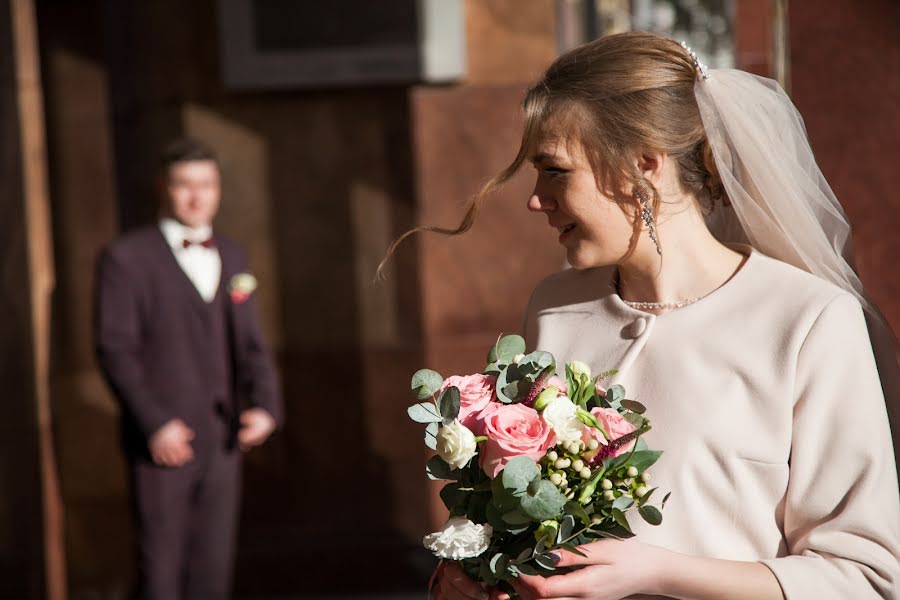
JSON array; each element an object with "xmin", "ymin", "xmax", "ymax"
[{"xmin": 379, "ymin": 31, "xmax": 725, "ymax": 274}]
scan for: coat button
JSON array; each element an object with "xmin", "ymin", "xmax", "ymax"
[{"xmin": 623, "ymin": 317, "xmax": 647, "ymax": 339}]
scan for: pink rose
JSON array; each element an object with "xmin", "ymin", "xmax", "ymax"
[
  {"xmin": 583, "ymin": 407, "xmax": 637, "ymax": 458},
  {"xmin": 440, "ymin": 374, "xmax": 496, "ymax": 429},
  {"xmin": 479, "ymin": 403, "xmax": 555, "ymax": 478},
  {"xmin": 547, "ymin": 376, "xmax": 568, "ymax": 395}
]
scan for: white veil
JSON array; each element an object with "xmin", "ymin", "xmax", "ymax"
[{"xmin": 694, "ymin": 69, "xmax": 899, "ymax": 440}]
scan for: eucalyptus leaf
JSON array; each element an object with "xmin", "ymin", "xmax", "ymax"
[
  {"xmin": 623, "ymin": 450, "xmax": 663, "ymax": 472},
  {"xmin": 620, "ymin": 399, "xmax": 647, "ymax": 414},
  {"xmin": 440, "ymin": 482, "xmax": 471, "ymax": 511},
  {"xmin": 501, "ymin": 457, "xmax": 541, "ymax": 496},
  {"xmin": 502, "ymin": 510, "xmax": 532, "ymax": 525},
  {"xmin": 516, "ymin": 563, "xmax": 540, "ymax": 576},
  {"xmin": 558, "ymin": 542, "xmax": 589, "ymax": 558},
  {"xmin": 520, "ymin": 479, "xmax": 567, "ymax": 520},
  {"xmin": 483, "ymin": 362, "xmax": 502, "ymax": 376},
  {"xmin": 489, "ymin": 553, "xmax": 509, "ymax": 577},
  {"xmin": 438, "ymin": 386, "xmax": 461, "ymax": 422},
  {"xmin": 606, "ymin": 385, "xmax": 625, "ymax": 403},
  {"xmin": 639, "ymin": 505, "xmax": 663, "ymax": 525},
  {"xmin": 519, "ymin": 351, "xmax": 554, "ymax": 370},
  {"xmin": 407, "ymin": 402, "xmax": 441, "ymax": 423},
  {"xmin": 637, "ymin": 487, "xmax": 656, "ymax": 506},
  {"xmin": 491, "ymin": 474, "xmax": 520, "ymax": 511},
  {"xmin": 501, "ymin": 381, "xmax": 523, "ymax": 402},
  {"xmin": 515, "ymin": 548, "xmax": 532, "ymax": 563},
  {"xmin": 424, "ymin": 422, "xmax": 439, "ymax": 450},
  {"xmin": 493, "ymin": 335, "xmax": 526, "ymax": 364},
  {"xmin": 662, "ymin": 491, "xmax": 672, "ymax": 508},
  {"xmin": 624, "ymin": 412, "xmax": 645, "ymax": 428},
  {"xmin": 610, "ymin": 508, "xmax": 632, "ymax": 532},
  {"xmin": 411, "ymin": 369, "xmax": 444, "ymax": 400},
  {"xmin": 533, "ymin": 553, "xmax": 558, "ymax": 571},
  {"xmin": 426, "ymin": 455, "xmax": 457, "ymax": 480},
  {"xmin": 612, "ymin": 495, "xmax": 634, "ymax": 512},
  {"xmin": 558, "ymin": 515, "xmax": 576, "ymax": 542},
  {"xmin": 564, "ymin": 501, "xmax": 592, "ymax": 526}
]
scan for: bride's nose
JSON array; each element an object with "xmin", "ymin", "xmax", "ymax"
[{"xmin": 527, "ymin": 192, "xmax": 556, "ymax": 212}]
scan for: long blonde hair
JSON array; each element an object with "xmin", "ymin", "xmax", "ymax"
[{"xmin": 379, "ymin": 32, "xmax": 724, "ymax": 275}]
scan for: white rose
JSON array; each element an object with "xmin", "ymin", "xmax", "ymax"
[
  {"xmin": 436, "ymin": 420, "xmax": 478, "ymax": 469},
  {"xmin": 423, "ymin": 517, "xmax": 493, "ymax": 559},
  {"xmin": 542, "ymin": 395, "xmax": 584, "ymax": 443}
]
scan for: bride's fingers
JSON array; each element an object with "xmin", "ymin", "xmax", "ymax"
[
  {"xmin": 551, "ymin": 539, "xmax": 621, "ymax": 568},
  {"xmin": 440, "ymin": 563, "xmax": 490, "ymax": 600},
  {"xmin": 512, "ymin": 567, "xmax": 602, "ymax": 599}
]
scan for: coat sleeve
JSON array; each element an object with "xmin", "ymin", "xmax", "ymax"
[
  {"xmin": 94, "ymin": 247, "xmax": 172, "ymax": 439},
  {"xmin": 760, "ymin": 293, "xmax": 900, "ymax": 599},
  {"xmin": 232, "ymin": 250, "xmax": 284, "ymax": 428}
]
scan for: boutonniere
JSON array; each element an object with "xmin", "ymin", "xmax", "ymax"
[{"xmin": 229, "ymin": 273, "xmax": 258, "ymax": 304}]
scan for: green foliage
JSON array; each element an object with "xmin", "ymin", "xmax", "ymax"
[
  {"xmin": 440, "ymin": 482, "xmax": 471, "ymax": 511},
  {"xmin": 620, "ymin": 399, "xmax": 647, "ymax": 414},
  {"xmin": 437, "ymin": 386, "xmax": 461, "ymax": 423},
  {"xmin": 639, "ymin": 505, "xmax": 663, "ymax": 526},
  {"xmin": 407, "ymin": 402, "xmax": 441, "ymax": 423},
  {"xmin": 488, "ymin": 335, "xmax": 526, "ymax": 364},
  {"xmin": 520, "ymin": 479, "xmax": 567, "ymax": 520},
  {"xmin": 426, "ymin": 455, "xmax": 457, "ymax": 480},
  {"xmin": 501, "ymin": 457, "xmax": 541, "ymax": 497},
  {"xmin": 424, "ymin": 422, "xmax": 439, "ymax": 450},
  {"xmin": 411, "ymin": 369, "xmax": 443, "ymax": 399}
]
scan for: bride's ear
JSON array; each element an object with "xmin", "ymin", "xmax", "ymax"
[{"xmin": 636, "ymin": 153, "xmax": 667, "ymax": 187}]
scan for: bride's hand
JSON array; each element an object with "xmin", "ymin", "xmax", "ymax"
[
  {"xmin": 507, "ymin": 538, "xmax": 666, "ymax": 600},
  {"xmin": 433, "ymin": 562, "xmax": 506, "ymax": 600}
]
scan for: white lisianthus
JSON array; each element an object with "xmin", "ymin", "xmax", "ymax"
[
  {"xmin": 436, "ymin": 420, "xmax": 478, "ymax": 469},
  {"xmin": 423, "ymin": 517, "xmax": 493, "ymax": 559},
  {"xmin": 541, "ymin": 395, "xmax": 584, "ymax": 443}
]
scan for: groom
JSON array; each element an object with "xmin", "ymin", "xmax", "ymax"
[{"xmin": 95, "ymin": 138, "xmax": 283, "ymax": 600}]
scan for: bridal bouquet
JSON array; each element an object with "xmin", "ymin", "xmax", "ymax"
[{"xmin": 408, "ymin": 335, "xmax": 668, "ymax": 589}]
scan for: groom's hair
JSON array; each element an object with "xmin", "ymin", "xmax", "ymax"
[{"xmin": 159, "ymin": 138, "xmax": 219, "ymax": 173}]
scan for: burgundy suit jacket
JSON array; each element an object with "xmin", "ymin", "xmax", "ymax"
[{"xmin": 94, "ymin": 225, "xmax": 282, "ymax": 456}]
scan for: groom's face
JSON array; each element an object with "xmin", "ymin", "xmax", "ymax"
[{"xmin": 163, "ymin": 159, "xmax": 221, "ymax": 228}]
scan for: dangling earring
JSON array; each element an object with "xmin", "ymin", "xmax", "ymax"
[{"xmin": 635, "ymin": 183, "xmax": 662, "ymax": 256}]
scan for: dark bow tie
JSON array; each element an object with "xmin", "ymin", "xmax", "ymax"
[{"xmin": 182, "ymin": 237, "xmax": 216, "ymax": 249}]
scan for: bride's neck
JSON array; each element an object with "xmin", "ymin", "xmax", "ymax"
[{"xmin": 616, "ymin": 201, "xmax": 745, "ymax": 310}]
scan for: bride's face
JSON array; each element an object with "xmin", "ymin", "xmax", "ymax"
[{"xmin": 527, "ymin": 130, "xmax": 636, "ymax": 269}]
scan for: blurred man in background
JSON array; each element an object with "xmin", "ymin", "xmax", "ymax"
[{"xmin": 95, "ymin": 139, "xmax": 283, "ymax": 600}]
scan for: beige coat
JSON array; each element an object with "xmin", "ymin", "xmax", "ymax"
[{"xmin": 524, "ymin": 246, "xmax": 900, "ymax": 599}]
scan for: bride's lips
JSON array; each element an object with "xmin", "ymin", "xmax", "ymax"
[{"xmin": 557, "ymin": 223, "xmax": 576, "ymax": 243}]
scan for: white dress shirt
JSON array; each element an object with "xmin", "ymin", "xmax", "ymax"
[{"xmin": 159, "ymin": 218, "xmax": 222, "ymax": 303}]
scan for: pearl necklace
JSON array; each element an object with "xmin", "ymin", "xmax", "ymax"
[
  {"xmin": 621, "ymin": 296, "xmax": 703, "ymax": 310},
  {"xmin": 614, "ymin": 271, "xmax": 706, "ymax": 311}
]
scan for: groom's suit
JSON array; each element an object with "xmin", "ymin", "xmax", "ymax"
[{"xmin": 95, "ymin": 223, "xmax": 282, "ymax": 600}]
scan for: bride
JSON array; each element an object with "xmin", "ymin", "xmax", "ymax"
[{"xmin": 414, "ymin": 32, "xmax": 900, "ymax": 599}]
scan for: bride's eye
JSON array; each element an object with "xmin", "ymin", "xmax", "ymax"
[{"xmin": 543, "ymin": 166, "xmax": 570, "ymax": 178}]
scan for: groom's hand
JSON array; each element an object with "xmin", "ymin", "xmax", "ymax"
[
  {"xmin": 149, "ymin": 418, "xmax": 195, "ymax": 467},
  {"xmin": 238, "ymin": 407, "xmax": 276, "ymax": 451}
]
